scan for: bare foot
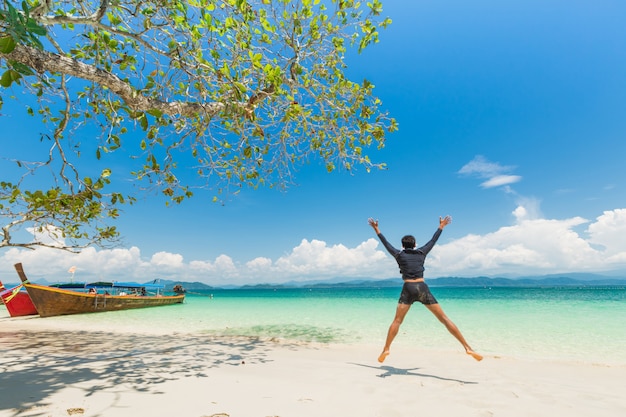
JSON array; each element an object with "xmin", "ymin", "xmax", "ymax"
[
  {"xmin": 378, "ymin": 350, "xmax": 389, "ymax": 363},
  {"xmin": 467, "ymin": 350, "xmax": 483, "ymax": 361}
]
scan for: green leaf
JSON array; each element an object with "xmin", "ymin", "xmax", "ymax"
[
  {"xmin": 0, "ymin": 71, "xmax": 13, "ymax": 87},
  {"xmin": 0, "ymin": 36, "xmax": 16, "ymax": 54},
  {"xmin": 0, "ymin": 70, "xmax": 20, "ymax": 87},
  {"xmin": 147, "ymin": 109, "xmax": 163, "ymax": 118},
  {"xmin": 10, "ymin": 61, "xmax": 35, "ymax": 76},
  {"xmin": 26, "ymin": 21, "xmax": 47, "ymax": 36}
]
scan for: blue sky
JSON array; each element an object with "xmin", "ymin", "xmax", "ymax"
[{"xmin": 2, "ymin": 0, "xmax": 626, "ymax": 285}]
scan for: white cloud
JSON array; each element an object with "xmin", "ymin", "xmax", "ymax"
[
  {"xmin": 460, "ymin": 155, "xmax": 522, "ymax": 190},
  {"xmin": 150, "ymin": 251, "xmax": 184, "ymax": 268},
  {"xmin": 189, "ymin": 254, "xmax": 239, "ymax": 278},
  {"xmin": 267, "ymin": 238, "xmax": 390, "ymax": 280},
  {"xmin": 25, "ymin": 225, "xmax": 68, "ymax": 247},
  {"xmin": 587, "ymin": 209, "xmax": 626, "ymax": 255},
  {"xmin": 245, "ymin": 257, "xmax": 272, "ymax": 269},
  {"xmin": 427, "ymin": 207, "xmax": 626, "ymax": 277},
  {"xmin": 458, "ymin": 155, "xmax": 515, "ymax": 178},
  {"xmin": 512, "ymin": 197, "xmax": 542, "ymax": 221},
  {"xmin": 481, "ymin": 175, "xmax": 522, "ymax": 188},
  {"xmin": 2, "ymin": 208, "xmax": 626, "ymax": 285},
  {"xmin": 214, "ymin": 254, "xmax": 238, "ymax": 273}
]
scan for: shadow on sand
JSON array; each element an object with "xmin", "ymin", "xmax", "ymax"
[
  {"xmin": 349, "ymin": 362, "xmax": 478, "ymax": 385},
  {"xmin": 0, "ymin": 329, "xmax": 286, "ymax": 414}
]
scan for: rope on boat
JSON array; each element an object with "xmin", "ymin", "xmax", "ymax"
[{"xmin": 3, "ymin": 280, "xmax": 28, "ymax": 304}]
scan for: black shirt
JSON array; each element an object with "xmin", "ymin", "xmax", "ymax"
[{"xmin": 377, "ymin": 228, "xmax": 443, "ymax": 280}]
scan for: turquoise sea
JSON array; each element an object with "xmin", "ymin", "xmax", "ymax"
[{"xmin": 3, "ymin": 286, "xmax": 625, "ymax": 365}]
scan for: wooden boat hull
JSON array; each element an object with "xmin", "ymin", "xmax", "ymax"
[
  {"xmin": 0, "ymin": 281, "xmax": 38, "ymax": 317},
  {"xmin": 21, "ymin": 283, "xmax": 185, "ymax": 317},
  {"xmin": 14, "ymin": 263, "xmax": 184, "ymax": 318}
]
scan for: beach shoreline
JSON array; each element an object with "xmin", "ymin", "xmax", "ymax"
[{"xmin": 1, "ymin": 316, "xmax": 625, "ymax": 417}]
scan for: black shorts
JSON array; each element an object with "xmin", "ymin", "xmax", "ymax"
[{"xmin": 398, "ymin": 281, "xmax": 438, "ymax": 305}]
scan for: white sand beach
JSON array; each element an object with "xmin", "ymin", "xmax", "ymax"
[{"xmin": 1, "ymin": 316, "xmax": 624, "ymax": 417}]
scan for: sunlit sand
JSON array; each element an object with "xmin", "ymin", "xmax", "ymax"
[{"xmin": 0, "ymin": 316, "xmax": 623, "ymax": 417}]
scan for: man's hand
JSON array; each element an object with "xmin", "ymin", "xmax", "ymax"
[
  {"xmin": 368, "ymin": 217, "xmax": 380, "ymax": 234},
  {"xmin": 439, "ymin": 215, "xmax": 452, "ymax": 229}
]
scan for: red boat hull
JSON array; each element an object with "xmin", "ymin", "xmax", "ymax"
[{"xmin": 0, "ymin": 281, "xmax": 38, "ymax": 317}]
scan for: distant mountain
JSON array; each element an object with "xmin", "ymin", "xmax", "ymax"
[
  {"xmin": 427, "ymin": 276, "xmax": 626, "ymax": 287},
  {"xmin": 514, "ymin": 272, "xmax": 624, "ymax": 282},
  {"xmin": 305, "ymin": 279, "xmax": 401, "ymax": 288},
  {"xmin": 4, "ymin": 274, "xmax": 625, "ymax": 291},
  {"xmin": 156, "ymin": 280, "xmax": 215, "ymax": 291},
  {"xmin": 1, "ymin": 278, "xmax": 216, "ymax": 291},
  {"xmin": 239, "ymin": 278, "xmax": 402, "ymax": 290},
  {"xmin": 239, "ymin": 274, "xmax": 626, "ymax": 289},
  {"xmin": 236, "ymin": 275, "xmax": 626, "ymax": 289}
]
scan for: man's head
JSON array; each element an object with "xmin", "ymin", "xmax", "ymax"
[{"xmin": 401, "ymin": 235, "xmax": 416, "ymax": 249}]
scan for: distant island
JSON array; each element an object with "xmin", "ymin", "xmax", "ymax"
[
  {"xmin": 8, "ymin": 273, "xmax": 624, "ymax": 291},
  {"xmin": 155, "ymin": 273, "xmax": 626, "ymax": 291}
]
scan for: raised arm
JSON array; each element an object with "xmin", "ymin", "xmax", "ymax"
[
  {"xmin": 418, "ymin": 215, "xmax": 452, "ymax": 254},
  {"xmin": 368, "ymin": 217, "xmax": 401, "ymax": 256}
]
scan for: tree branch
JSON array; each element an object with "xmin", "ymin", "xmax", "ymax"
[
  {"xmin": 3, "ymin": 44, "xmax": 225, "ymax": 117},
  {"xmin": 33, "ymin": 0, "xmax": 109, "ymax": 24}
]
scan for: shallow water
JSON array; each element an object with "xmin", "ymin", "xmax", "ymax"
[{"xmin": 2, "ymin": 286, "xmax": 625, "ymax": 365}]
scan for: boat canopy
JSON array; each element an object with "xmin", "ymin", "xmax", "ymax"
[
  {"xmin": 49, "ymin": 283, "xmax": 87, "ymax": 289},
  {"xmin": 86, "ymin": 281, "xmax": 165, "ymax": 290}
]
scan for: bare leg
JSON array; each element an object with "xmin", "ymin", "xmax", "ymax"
[
  {"xmin": 379, "ymin": 303, "xmax": 411, "ymax": 363},
  {"xmin": 425, "ymin": 303, "xmax": 483, "ymax": 361}
]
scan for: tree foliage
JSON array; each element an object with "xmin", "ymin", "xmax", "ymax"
[{"xmin": 0, "ymin": 0, "xmax": 396, "ymax": 250}]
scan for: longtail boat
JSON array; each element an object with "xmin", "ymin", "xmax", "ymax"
[
  {"xmin": 14, "ymin": 263, "xmax": 185, "ymax": 318},
  {"xmin": 0, "ymin": 280, "xmax": 38, "ymax": 317}
]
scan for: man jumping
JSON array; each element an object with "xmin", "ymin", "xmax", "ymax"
[{"xmin": 368, "ymin": 216, "xmax": 483, "ymax": 363}]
